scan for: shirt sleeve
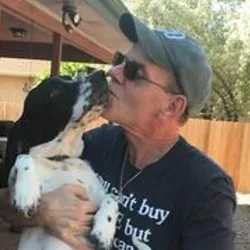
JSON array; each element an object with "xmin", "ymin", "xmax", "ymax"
[{"xmin": 181, "ymin": 177, "xmax": 236, "ymax": 250}]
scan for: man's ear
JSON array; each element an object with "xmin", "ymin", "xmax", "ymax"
[{"xmin": 164, "ymin": 95, "xmax": 187, "ymax": 118}]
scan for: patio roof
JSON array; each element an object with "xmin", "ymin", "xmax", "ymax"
[{"xmin": 0, "ymin": 0, "xmax": 131, "ymax": 63}]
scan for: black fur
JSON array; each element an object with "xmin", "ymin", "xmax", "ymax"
[{"xmin": 0, "ymin": 71, "xmax": 108, "ymax": 187}]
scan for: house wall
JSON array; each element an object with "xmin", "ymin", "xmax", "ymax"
[
  {"xmin": 0, "ymin": 58, "xmax": 50, "ymax": 121},
  {"xmin": 0, "ymin": 75, "xmax": 28, "ymax": 103},
  {"xmin": 0, "ymin": 75, "xmax": 31, "ymax": 121}
]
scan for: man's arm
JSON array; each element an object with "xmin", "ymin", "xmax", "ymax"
[
  {"xmin": 181, "ymin": 177, "xmax": 236, "ymax": 250},
  {"xmin": 0, "ymin": 185, "xmax": 95, "ymax": 250}
]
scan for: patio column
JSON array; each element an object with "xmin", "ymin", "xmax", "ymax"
[{"xmin": 51, "ymin": 32, "xmax": 62, "ymax": 76}]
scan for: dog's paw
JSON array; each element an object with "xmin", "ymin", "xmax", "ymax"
[
  {"xmin": 89, "ymin": 195, "xmax": 119, "ymax": 249},
  {"xmin": 10, "ymin": 154, "xmax": 41, "ymax": 217}
]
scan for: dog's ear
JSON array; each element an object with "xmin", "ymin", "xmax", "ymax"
[
  {"xmin": 5, "ymin": 76, "xmax": 77, "ymax": 157},
  {"xmin": 23, "ymin": 77, "xmax": 73, "ymax": 116},
  {"xmin": 0, "ymin": 76, "xmax": 79, "ymax": 187},
  {"xmin": 22, "ymin": 76, "xmax": 79, "ymax": 134}
]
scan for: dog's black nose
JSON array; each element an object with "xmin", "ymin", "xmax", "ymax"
[
  {"xmin": 88, "ymin": 234, "xmax": 106, "ymax": 250},
  {"xmin": 88, "ymin": 234, "xmax": 99, "ymax": 246}
]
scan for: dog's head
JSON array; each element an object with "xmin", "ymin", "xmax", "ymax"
[
  {"xmin": 71, "ymin": 70, "xmax": 110, "ymax": 124},
  {"xmin": 2, "ymin": 70, "xmax": 109, "ymax": 184}
]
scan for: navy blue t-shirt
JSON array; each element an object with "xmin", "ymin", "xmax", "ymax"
[{"xmin": 82, "ymin": 124, "xmax": 236, "ymax": 250}]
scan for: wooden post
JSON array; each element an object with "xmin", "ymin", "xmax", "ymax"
[{"xmin": 51, "ymin": 32, "xmax": 62, "ymax": 76}]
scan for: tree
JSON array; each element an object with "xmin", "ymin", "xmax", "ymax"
[{"xmin": 123, "ymin": 0, "xmax": 250, "ymax": 121}]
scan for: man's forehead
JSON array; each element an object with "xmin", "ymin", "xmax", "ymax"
[
  {"xmin": 127, "ymin": 45, "xmax": 172, "ymax": 75},
  {"xmin": 126, "ymin": 45, "xmax": 149, "ymax": 61}
]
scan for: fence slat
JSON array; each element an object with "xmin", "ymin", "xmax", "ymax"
[{"xmin": 238, "ymin": 123, "xmax": 250, "ymax": 192}]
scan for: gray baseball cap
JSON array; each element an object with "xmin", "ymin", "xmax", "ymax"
[{"xmin": 119, "ymin": 13, "xmax": 213, "ymax": 116}]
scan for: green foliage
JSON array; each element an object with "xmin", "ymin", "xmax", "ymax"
[
  {"xmin": 123, "ymin": 0, "xmax": 250, "ymax": 121},
  {"xmin": 35, "ymin": 62, "xmax": 109, "ymax": 85}
]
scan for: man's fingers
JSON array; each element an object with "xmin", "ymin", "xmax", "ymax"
[
  {"xmin": 72, "ymin": 225, "xmax": 91, "ymax": 236},
  {"xmin": 77, "ymin": 215, "xmax": 94, "ymax": 225},
  {"xmin": 68, "ymin": 221, "xmax": 92, "ymax": 235},
  {"xmin": 60, "ymin": 184, "xmax": 98, "ymax": 214},
  {"xmin": 82, "ymin": 202, "xmax": 98, "ymax": 214},
  {"xmin": 67, "ymin": 184, "xmax": 89, "ymax": 200}
]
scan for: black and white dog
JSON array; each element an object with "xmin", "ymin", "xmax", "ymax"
[
  {"xmin": 7, "ymin": 71, "xmax": 120, "ymax": 250},
  {"xmin": 6, "ymin": 71, "xmax": 151, "ymax": 250}
]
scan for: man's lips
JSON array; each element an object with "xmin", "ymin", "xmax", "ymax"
[
  {"xmin": 106, "ymin": 73, "xmax": 119, "ymax": 99},
  {"xmin": 108, "ymin": 89, "xmax": 118, "ymax": 99}
]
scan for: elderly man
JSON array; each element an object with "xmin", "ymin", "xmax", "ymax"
[{"xmin": 0, "ymin": 13, "xmax": 235, "ymax": 250}]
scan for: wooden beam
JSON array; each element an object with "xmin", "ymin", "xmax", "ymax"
[
  {"xmin": 51, "ymin": 33, "xmax": 62, "ymax": 76},
  {"xmin": 0, "ymin": 0, "xmax": 113, "ymax": 63},
  {"xmin": 0, "ymin": 41, "xmax": 104, "ymax": 62}
]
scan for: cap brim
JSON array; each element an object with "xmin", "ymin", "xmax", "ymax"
[
  {"xmin": 119, "ymin": 13, "xmax": 174, "ymax": 72},
  {"xmin": 119, "ymin": 13, "xmax": 139, "ymax": 43}
]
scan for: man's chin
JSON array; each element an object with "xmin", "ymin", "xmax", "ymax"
[
  {"xmin": 102, "ymin": 103, "xmax": 118, "ymax": 123},
  {"xmin": 101, "ymin": 105, "xmax": 111, "ymax": 120}
]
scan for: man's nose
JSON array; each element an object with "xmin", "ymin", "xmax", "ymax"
[{"xmin": 107, "ymin": 64, "xmax": 126, "ymax": 85}]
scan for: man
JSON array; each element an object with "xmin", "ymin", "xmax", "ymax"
[{"xmin": 0, "ymin": 13, "xmax": 235, "ymax": 250}]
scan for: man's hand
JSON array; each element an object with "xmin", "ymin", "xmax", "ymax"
[{"xmin": 35, "ymin": 184, "xmax": 98, "ymax": 250}]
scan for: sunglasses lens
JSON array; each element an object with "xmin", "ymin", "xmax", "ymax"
[
  {"xmin": 112, "ymin": 52, "xmax": 140, "ymax": 81},
  {"xmin": 124, "ymin": 61, "xmax": 139, "ymax": 80},
  {"xmin": 112, "ymin": 52, "xmax": 124, "ymax": 66}
]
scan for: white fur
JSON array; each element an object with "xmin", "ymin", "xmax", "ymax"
[
  {"xmin": 91, "ymin": 195, "xmax": 119, "ymax": 248},
  {"xmin": 72, "ymin": 79, "xmax": 91, "ymax": 122},
  {"xmin": 9, "ymin": 133, "xmax": 119, "ymax": 250}
]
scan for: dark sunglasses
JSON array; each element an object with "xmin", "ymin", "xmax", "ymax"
[{"xmin": 112, "ymin": 51, "xmax": 180, "ymax": 94}]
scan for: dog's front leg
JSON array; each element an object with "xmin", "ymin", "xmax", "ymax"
[
  {"xmin": 89, "ymin": 194, "xmax": 119, "ymax": 249},
  {"xmin": 9, "ymin": 154, "xmax": 42, "ymax": 216},
  {"xmin": 8, "ymin": 154, "xmax": 58, "ymax": 217}
]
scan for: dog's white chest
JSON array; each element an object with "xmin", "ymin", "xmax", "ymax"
[{"xmin": 9, "ymin": 154, "xmax": 119, "ymax": 250}]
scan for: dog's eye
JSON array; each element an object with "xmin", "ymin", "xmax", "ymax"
[{"xmin": 48, "ymin": 89, "xmax": 61, "ymax": 99}]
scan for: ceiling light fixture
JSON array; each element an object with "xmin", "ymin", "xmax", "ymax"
[
  {"xmin": 62, "ymin": 0, "xmax": 82, "ymax": 32},
  {"xmin": 10, "ymin": 27, "xmax": 28, "ymax": 38}
]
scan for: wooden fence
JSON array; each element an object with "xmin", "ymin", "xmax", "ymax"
[
  {"xmin": 0, "ymin": 102, "xmax": 249, "ymax": 193},
  {"xmin": 180, "ymin": 119, "xmax": 250, "ymax": 193}
]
